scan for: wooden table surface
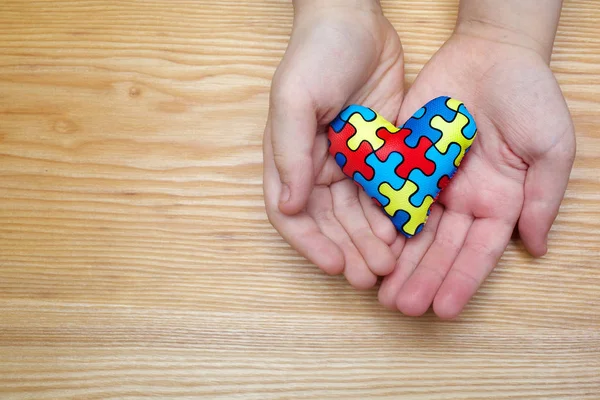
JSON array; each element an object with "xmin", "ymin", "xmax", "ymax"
[{"xmin": 1, "ymin": 1, "xmax": 599, "ymax": 399}]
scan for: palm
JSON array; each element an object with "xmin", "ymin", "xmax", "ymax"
[
  {"xmin": 264, "ymin": 8, "xmax": 406, "ymax": 288},
  {"xmin": 378, "ymin": 34, "xmax": 575, "ymax": 318}
]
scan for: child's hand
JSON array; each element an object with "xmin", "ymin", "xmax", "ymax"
[
  {"xmin": 378, "ymin": 20, "xmax": 576, "ymax": 318},
  {"xmin": 263, "ymin": 0, "xmax": 405, "ymax": 288}
]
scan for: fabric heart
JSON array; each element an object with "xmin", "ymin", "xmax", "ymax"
[{"xmin": 328, "ymin": 96, "xmax": 477, "ymax": 238}]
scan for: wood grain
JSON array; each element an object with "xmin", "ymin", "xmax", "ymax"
[{"xmin": 1, "ymin": 0, "xmax": 599, "ymax": 398}]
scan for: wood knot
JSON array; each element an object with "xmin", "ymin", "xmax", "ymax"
[
  {"xmin": 129, "ymin": 86, "xmax": 141, "ymax": 97},
  {"xmin": 53, "ymin": 119, "xmax": 78, "ymax": 134}
]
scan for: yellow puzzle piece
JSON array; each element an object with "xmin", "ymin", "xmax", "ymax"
[
  {"xmin": 431, "ymin": 110, "xmax": 474, "ymax": 166},
  {"xmin": 380, "ymin": 180, "xmax": 434, "ymax": 236},
  {"xmin": 347, "ymin": 113, "xmax": 399, "ymax": 152}
]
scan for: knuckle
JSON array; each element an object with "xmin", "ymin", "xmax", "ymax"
[
  {"xmin": 336, "ymin": 191, "xmax": 361, "ymax": 210},
  {"xmin": 468, "ymin": 240, "xmax": 499, "ymax": 259},
  {"xmin": 433, "ymin": 235, "xmax": 462, "ymax": 253},
  {"xmin": 312, "ymin": 207, "xmax": 336, "ymax": 224},
  {"xmin": 419, "ymin": 261, "xmax": 447, "ymax": 282},
  {"xmin": 398, "ymin": 257, "xmax": 418, "ymax": 273},
  {"xmin": 271, "ymin": 84, "xmax": 292, "ymax": 107},
  {"xmin": 272, "ymin": 146, "xmax": 312, "ymax": 179},
  {"xmin": 271, "ymin": 76, "xmax": 305, "ymax": 109},
  {"xmin": 272, "ymin": 149, "xmax": 288, "ymax": 171},
  {"xmin": 349, "ymin": 225, "xmax": 372, "ymax": 240},
  {"xmin": 452, "ymin": 267, "xmax": 480, "ymax": 287}
]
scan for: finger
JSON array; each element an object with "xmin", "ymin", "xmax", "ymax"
[
  {"xmin": 518, "ymin": 143, "xmax": 575, "ymax": 257},
  {"xmin": 264, "ymin": 127, "xmax": 344, "ymax": 274},
  {"xmin": 270, "ymin": 82, "xmax": 317, "ymax": 215},
  {"xmin": 433, "ymin": 217, "xmax": 513, "ymax": 319},
  {"xmin": 377, "ymin": 204, "xmax": 443, "ymax": 310},
  {"xmin": 358, "ymin": 188, "xmax": 397, "ymax": 245},
  {"xmin": 395, "ymin": 210, "xmax": 473, "ymax": 317},
  {"xmin": 331, "ymin": 180, "xmax": 396, "ymax": 276},
  {"xmin": 307, "ymin": 186, "xmax": 377, "ymax": 289},
  {"xmin": 390, "ymin": 234, "xmax": 406, "ymax": 259}
]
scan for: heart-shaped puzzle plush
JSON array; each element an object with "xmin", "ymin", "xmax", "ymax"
[{"xmin": 328, "ymin": 96, "xmax": 477, "ymax": 238}]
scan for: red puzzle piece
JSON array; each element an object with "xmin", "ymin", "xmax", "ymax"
[
  {"xmin": 437, "ymin": 175, "xmax": 450, "ymax": 190},
  {"xmin": 329, "ymin": 122, "xmax": 375, "ymax": 180},
  {"xmin": 375, "ymin": 127, "xmax": 436, "ymax": 178}
]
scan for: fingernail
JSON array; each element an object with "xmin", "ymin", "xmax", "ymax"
[{"xmin": 280, "ymin": 184, "xmax": 291, "ymax": 204}]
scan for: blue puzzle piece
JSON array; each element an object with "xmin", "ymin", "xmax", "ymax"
[
  {"xmin": 354, "ymin": 152, "xmax": 405, "ymax": 207},
  {"xmin": 330, "ymin": 105, "xmax": 377, "ymax": 132},
  {"xmin": 390, "ymin": 209, "xmax": 411, "ymax": 235},
  {"xmin": 335, "ymin": 152, "xmax": 347, "ymax": 168},
  {"xmin": 414, "ymin": 223, "xmax": 424, "ymax": 235},
  {"xmin": 408, "ymin": 142, "xmax": 462, "ymax": 207},
  {"xmin": 401, "ymin": 97, "xmax": 459, "ymax": 147},
  {"xmin": 413, "ymin": 107, "xmax": 426, "ymax": 119},
  {"xmin": 458, "ymin": 104, "xmax": 477, "ymax": 139}
]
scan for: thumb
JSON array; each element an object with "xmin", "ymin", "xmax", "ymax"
[
  {"xmin": 269, "ymin": 82, "xmax": 317, "ymax": 215},
  {"xmin": 518, "ymin": 140, "xmax": 575, "ymax": 257}
]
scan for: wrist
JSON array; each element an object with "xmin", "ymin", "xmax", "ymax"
[{"xmin": 454, "ymin": 0, "xmax": 562, "ymax": 63}]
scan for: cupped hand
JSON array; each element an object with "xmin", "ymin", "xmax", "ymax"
[
  {"xmin": 263, "ymin": 1, "xmax": 406, "ymax": 289},
  {"xmin": 378, "ymin": 32, "xmax": 576, "ymax": 317}
]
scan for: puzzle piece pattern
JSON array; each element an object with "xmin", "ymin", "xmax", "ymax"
[
  {"xmin": 380, "ymin": 181, "xmax": 434, "ymax": 235},
  {"xmin": 328, "ymin": 96, "xmax": 477, "ymax": 237},
  {"xmin": 329, "ymin": 122, "xmax": 376, "ymax": 180},
  {"xmin": 354, "ymin": 152, "xmax": 406, "ymax": 207}
]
